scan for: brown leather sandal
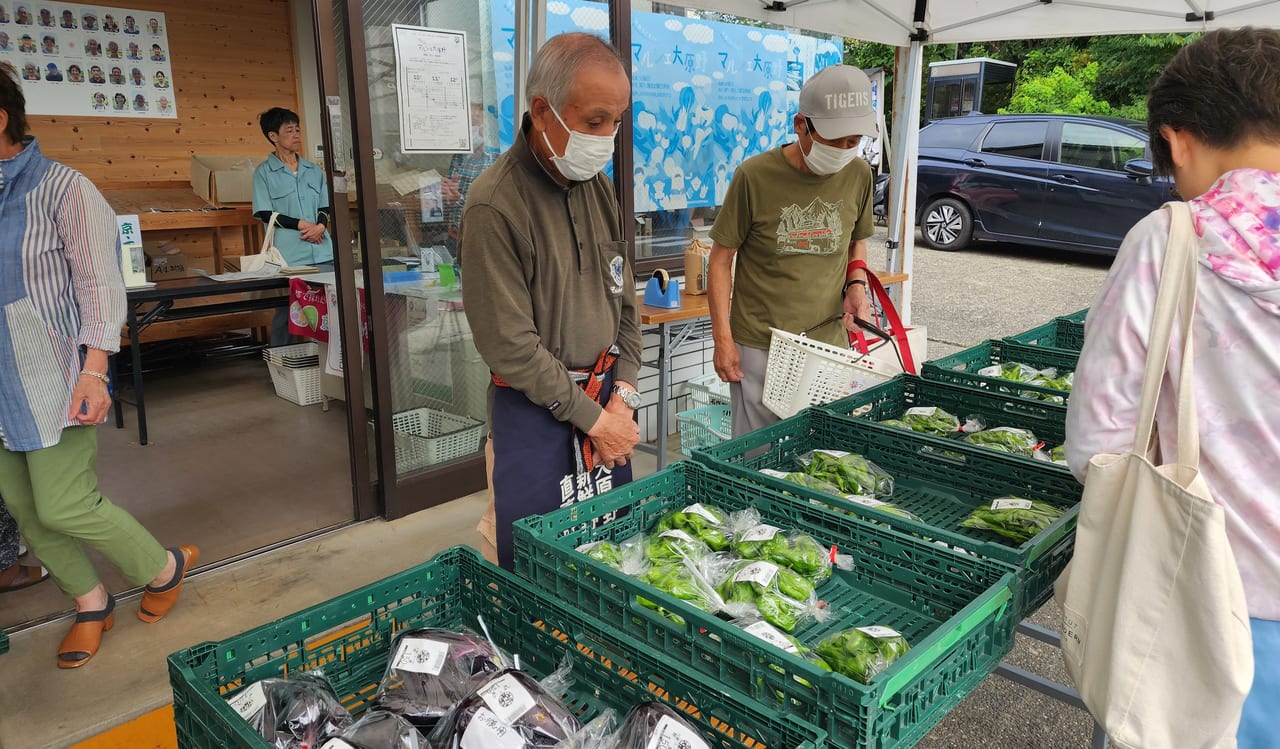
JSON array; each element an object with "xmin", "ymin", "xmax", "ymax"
[
  {"xmin": 58, "ymin": 593, "xmax": 115, "ymax": 669},
  {"xmin": 137, "ymin": 544, "xmax": 199, "ymax": 623},
  {"xmin": 0, "ymin": 563, "xmax": 49, "ymax": 593}
]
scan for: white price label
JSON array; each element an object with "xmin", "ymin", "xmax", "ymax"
[
  {"xmin": 660, "ymin": 529, "xmax": 697, "ymax": 544},
  {"xmin": 846, "ymin": 495, "xmax": 887, "ymax": 508},
  {"xmin": 814, "ymin": 449, "xmax": 851, "ymax": 459},
  {"xmin": 682, "ymin": 503, "xmax": 720, "ymax": 524},
  {"xmin": 226, "ymin": 682, "xmax": 267, "ymax": 720},
  {"xmin": 646, "ymin": 715, "xmax": 712, "ymax": 749},
  {"xmin": 733, "ymin": 561, "xmax": 779, "ymax": 588},
  {"xmin": 392, "ymin": 637, "xmax": 450, "ymax": 675},
  {"xmin": 857, "ymin": 625, "xmax": 902, "ymax": 640},
  {"xmin": 977, "ymin": 364, "xmax": 1003, "ymax": 377},
  {"xmin": 990, "ymin": 498, "xmax": 1034, "ymax": 511},
  {"xmin": 319, "ymin": 741, "xmax": 357, "ymax": 749},
  {"xmin": 759, "ymin": 468, "xmax": 790, "ymax": 479},
  {"xmin": 740, "ymin": 524, "xmax": 781, "ymax": 543},
  {"xmin": 460, "ymin": 707, "xmax": 527, "ymax": 749},
  {"xmin": 743, "ymin": 620, "xmax": 800, "ymax": 654},
  {"xmin": 906, "ymin": 407, "xmax": 938, "ymax": 417},
  {"xmin": 478, "ymin": 674, "xmax": 536, "ymax": 725}
]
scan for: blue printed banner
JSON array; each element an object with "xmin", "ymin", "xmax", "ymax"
[{"xmin": 488, "ymin": 1, "xmax": 843, "ymax": 209}]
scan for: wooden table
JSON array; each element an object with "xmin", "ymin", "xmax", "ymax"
[
  {"xmin": 638, "ymin": 271, "xmax": 908, "ymax": 468},
  {"xmin": 102, "ymin": 188, "xmax": 262, "ymax": 272}
]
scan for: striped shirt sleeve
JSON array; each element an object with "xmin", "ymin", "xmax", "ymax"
[{"xmin": 57, "ymin": 174, "xmax": 127, "ymax": 353}]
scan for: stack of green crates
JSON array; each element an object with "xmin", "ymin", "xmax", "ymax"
[
  {"xmin": 693, "ymin": 408, "xmax": 1080, "ymax": 619},
  {"xmin": 168, "ymin": 546, "xmax": 827, "ymax": 749},
  {"xmin": 922, "ymin": 339, "xmax": 1079, "ymax": 404},
  {"xmin": 1004, "ymin": 308, "xmax": 1088, "ymax": 354},
  {"xmin": 514, "ymin": 460, "xmax": 1018, "ymax": 748},
  {"xmin": 823, "ymin": 375, "xmax": 1070, "ymax": 473}
]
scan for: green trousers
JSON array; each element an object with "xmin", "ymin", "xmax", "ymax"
[{"xmin": 0, "ymin": 426, "xmax": 166, "ymax": 597}]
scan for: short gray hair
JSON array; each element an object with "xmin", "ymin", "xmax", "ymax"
[{"xmin": 525, "ymin": 32, "xmax": 627, "ymax": 110}]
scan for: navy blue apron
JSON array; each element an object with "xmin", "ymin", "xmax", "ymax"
[{"xmin": 490, "ymin": 367, "xmax": 631, "ymax": 569}]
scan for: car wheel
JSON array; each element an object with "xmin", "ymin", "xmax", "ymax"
[{"xmin": 921, "ymin": 197, "xmax": 973, "ymax": 251}]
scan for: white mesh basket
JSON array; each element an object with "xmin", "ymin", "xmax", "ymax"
[
  {"xmin": 267, "ymin": 361, "xmax": 323, "ymax": 406},
  {"xmin": 762, "ymin": 327, "xmax": 895, "ymax": 419},
  {"xmin": 390, "ymin": 408, "xmax": 485, "ymax": 472}
]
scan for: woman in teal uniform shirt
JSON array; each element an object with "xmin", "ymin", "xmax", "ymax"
[{"xmin": 252, "ymin": 107, "xmax": 333, "ymax": 344}]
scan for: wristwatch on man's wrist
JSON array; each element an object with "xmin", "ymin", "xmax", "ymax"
[{"xmin": 612, "ymin": 384, "xmax": 643, "ymax": 410}]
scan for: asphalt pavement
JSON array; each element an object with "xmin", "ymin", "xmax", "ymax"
[{"xmin": 865, "ymin": 227, "xmax": 1114, "ymax": 749}]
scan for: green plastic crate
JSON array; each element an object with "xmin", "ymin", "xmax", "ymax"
[
  {"xmin": 1058, "ymin": 307, "xmax": 1089, "ymax": 324},
  {"xmin": 1005, "ymin": 318, "xmax": 1085, "ymax": 353},
  {"xmin": 824, "ymin": 375, "xmax": 1070, "ymax": 472},
  {"xmin": 922, "ymin": 340, "xmax": 1079, "ymax": 404},
  {"xmin": 692, "ymin": 408, "xmax": 1080, "ymax": 618},
  {"xmin": 169, "ymin": 546, "xmax": 825, "ymax": 749},
  {"xmin": 0, "ymin": 629, "xmax": 7, "ymax": 656},
  {"xmin": 514, "ymin": 461, "xmax": 1017, "ymax": 749}
]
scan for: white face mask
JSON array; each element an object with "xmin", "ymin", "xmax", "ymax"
[
  {"xmin": 802, "ymin": 136, "xmax": 859, "ymax": 176},
  {"xmin": 542, "ymin": 105, "xmax": 616, "ymax": 181}
]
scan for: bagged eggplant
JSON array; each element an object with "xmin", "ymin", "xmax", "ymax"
[
  {"xmin": 652, "ymin": 503, "xmax": 731, "ymax": 551},
  {"xmin": 960, "ymin": 497, "xmax": 1065, "ymax": 544},
  {"xmin": 370, "ymin": 628, "xmax": 503, "ymax": 733},
  {"xmin": 715, "ymin": 559, "xmax": 823, "ymax": 632},
  {"xmin": 321, "ymin": 710, "xmax": 423, "ymax": 749},
  {"xmin": 609, "ymin": 703, "xmax": 712, "ymax": 749},
  {"xmin": 794, "ymin": 449, "xmax": 895, "ymax": 496},
  {"xmin": 226, "ymin": 671, "xmax": 352, "ymax": 749},
  {"xmin": 814, "ymin": 625, "xmax": 911, "ymax": 685},
  {"xmin": 427, "ymin": 669, "xmax": 581, "ymax": 748}
]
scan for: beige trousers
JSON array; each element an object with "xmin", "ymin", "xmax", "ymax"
[{"xmin": 476, "ymin": 434, "xmax": 498, "ymax": 563}]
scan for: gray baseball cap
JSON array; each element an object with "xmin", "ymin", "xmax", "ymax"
[{"xmin": 799, "ymin": 65, "xmax": 878, "ymax": 140}]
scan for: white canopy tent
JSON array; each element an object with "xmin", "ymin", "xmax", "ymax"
[{"xmin": 671, "ymin": 0, "xmax": 1279, "ymax": 321}]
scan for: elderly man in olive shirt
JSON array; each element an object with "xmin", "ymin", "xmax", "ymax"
[{"xmin": 461, "ymin": 32, "xmax": 641, "ymax": 568}]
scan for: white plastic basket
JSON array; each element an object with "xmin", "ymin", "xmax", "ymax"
[
  {"xmin": 762, "ymin": 327, "xmax": 895, "ymax": 419},
  {"xmin": 267, "ymin": 361, "xmax": 323, "ymax": 406},
  {"xmin": 263, "ymin": 342, "xmax": 320, "ymax": 368},
  {"xmin": 686, "ymin": 372, "xmax": 731, "ymax": 408},
  {"xmin": 390, "ymin": 408, "xmax": 485, "ymax": 472}
]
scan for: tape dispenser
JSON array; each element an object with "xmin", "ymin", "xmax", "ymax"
[{"xmin": 643, "ymin": 268, "xmax": 681, "ymax": 308}]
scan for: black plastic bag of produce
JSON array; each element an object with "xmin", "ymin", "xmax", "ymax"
[
  {"xmin": 370, "ymin": 628, "xmax": 504, "ymax": 733},
  {"xmin": 960, "ymin": 497, "xmax": 1065, "ymax": 543},
  {"xmin": 652, "ymin": 503, "xmax": 731, "ymax": 551},
  {"xmin": 814, "ymin": 625, "xmax": 911, "ymax": 684},
  {"xmin": 794, "ymin": 449, "xmax": 895, "ymax": 496},
  {"xmin": 225, "ymin": 670, "xmax": 352, "ymax": 749},
  {"xmin": 323, "ymin": 710, "xmax": 424, "ymax": 749},
  {"xmin": 427, "ymin": 669, "xmax": 581, "ymax": 748}
]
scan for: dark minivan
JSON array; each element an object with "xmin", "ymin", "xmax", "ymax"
[{"xmin": 914, "ymin": 114, "xmax": 1174, "ymax": 254}]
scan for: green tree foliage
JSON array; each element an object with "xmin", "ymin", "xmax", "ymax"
[{"xmin": 1003, "ymin": 62, "xmax": 1114, "ymax": 115}]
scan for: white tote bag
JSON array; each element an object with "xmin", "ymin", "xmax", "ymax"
[
  {"xmin": 1054, "ymin": 202, "xmax": 1253, "ymax": 749},
  {"xmin": 239, "ymin": 212, "xmax": 289, "ymax": 273}
]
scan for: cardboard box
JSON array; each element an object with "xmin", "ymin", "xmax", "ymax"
[
  {"xmin": 683, "ymin": 237, "xmax": 712, "ymax": 295},
  {"xmin": 145, "ymin": 242, "xmax": 194, "ymax": 281},
  {"xmin": 189, "ymin": 155, "xmax": 262, "ymax": 205}
]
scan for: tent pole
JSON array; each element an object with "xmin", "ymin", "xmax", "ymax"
[{"xmin": 887, "ymin": 39, "xmax": 924, "ymax": 324}]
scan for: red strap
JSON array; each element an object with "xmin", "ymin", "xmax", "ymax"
[{"xmin": 846, "ymin": 260, "xmax": 917, "ymax": 374}]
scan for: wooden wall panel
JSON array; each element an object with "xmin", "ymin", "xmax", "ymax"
[{"xmin": 26, "ymin": 0, "xmax": 300, "ymax": 187}]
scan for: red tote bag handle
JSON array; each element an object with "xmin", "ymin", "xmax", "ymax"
[{"xmin": 847, "ymin": 260, "xmax": 917, "ymax": 374}]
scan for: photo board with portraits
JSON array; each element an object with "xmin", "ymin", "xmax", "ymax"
[{"xmin": 0, "ymin": 3, "xmax": 175, "ymax": 118}]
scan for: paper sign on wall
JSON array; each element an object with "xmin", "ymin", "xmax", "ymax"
[
  {"xmin": 1, "ymin": 4, "xmax": 177, "ymax": 118},
  {"xmin": 391, "ymin": 24, "xmax": 470, "ymax": 154}
]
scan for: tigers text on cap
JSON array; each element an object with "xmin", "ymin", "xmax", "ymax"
[{"xmin": 799, "ymin": 65, "xmax": 878, "ymax": 140}]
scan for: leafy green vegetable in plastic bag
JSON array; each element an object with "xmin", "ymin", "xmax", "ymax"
[
  {"xmin": 814, "ymin": 626, "xmax": 911, "ymax": 684},
  {"xmin": 960, "ymin": 497, "xmax": 1065, "ymax": 543},
  {"xmin": 795, "ymin": 450, "xmax": 895, "ymax": 496},
  {"xmin": 653, "ymin": 503, "xmax": 730, "ymax": 551},
  {"xmin": 963, "ymin": 426, "xmax": 1040, "ymax": 456}
]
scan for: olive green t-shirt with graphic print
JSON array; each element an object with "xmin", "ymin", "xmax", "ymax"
[{"xmin": 709, "ymin": 147, "xmax": 875, "ymax": 349}]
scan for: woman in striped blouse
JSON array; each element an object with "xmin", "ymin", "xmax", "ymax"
[{"xmin": 0, "ymin": 64, "xmax": 197, "ymax": 668}]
